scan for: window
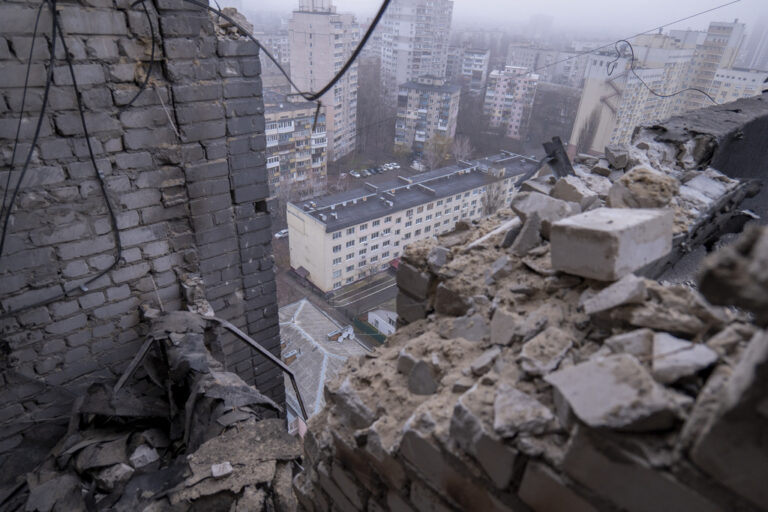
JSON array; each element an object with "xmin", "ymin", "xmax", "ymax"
[
  {"xmin": 359, "ymin": 248, "xmax": 367, "ymax": 255},
  {"xmin": 332, "ymin": 231, "xmax": 342, "ymax": 240},
  {"xmin": 415, "ymin": 229, "xmax": 421, "ymax": 236},
  {"xmin": 346, "ymin": 253, "xmax": 354, "ymax": 260},
  {"xmin": 417, "ymin": 206, "xmax": 424, "ymax": 213},
  {"xmin": 333, "ymin": 257, "xmax": 341, "ymax": 265},
  {"xmin": 334, "ymin": 281, "xmax": 342, "ymax": 289},
  {"xmin": 436, "ymin": 211, "xmax": 441, "ymax": 218},
  {"xmin": 396, "ymin": 217, "xmax": 402, "ymax": 223},
  {"xmin": 360, "ymin": 223, "xmax": 368, "ymax": 230},
  {"xmin": 372, "ymin": 220, "xmax": 380, "ymax": 227},
  {"xmin": 471, "ymin": 200, "xmax": 477, "ymax": 206},
  {"xmin": 359, "ymin": 235, "xmax": 367, "ymax": 243},
  {"xmin": 371, "ymin": 244, "xmax": 379, "ymax": 251},
  {"xmin": 426, "ymin": 203, "xmax": 434, "ymax": 210},
  {"xmin": 346, "ymin": 277, "xmax": 354, "ymax": 283},
  {"xmin": 404, "ymin": 233, "xmax": 411, "ymax": 240},
  {"xmin": 383, "ymin": 228, "xmax": 391, "ymax": 235},
  {"xmin": 333, "ymin": 270, "xmax": 341, "ymax": 278},
  {"xmin": 382, "ymin": 251, "xmax": 390, "ymax": 258},
  {"xmin": 383, "ymin": 240, "xmax": 390, "ymax": 247},
  {"xmin": 333, "ymin": 244, "xmax": 341, "ymax": 253},
  {"xmin": 385, "ymin": 216, "xmax": 392, "ymax": 222},
  {"xmin": 405, "ymin": 221, "xmax": 412, "ymax": 228},
  {"xmin": 426, "ymin": 214, "xmax": 432, "ymax": 221},
  {"xmin": 371, "ymin": 256, "xmax": 378, "ymax": 263},
  {"xmin": 415, "ymin": 218, "xmax": 422, "ymax": 225},
  {"xmin": 358, "ymin": 261, "xmax": 367, "ymax": 268},
  {"xmin": 346, "ymin": 265, "xmax": 354, "ymax": 272},
  {"xmin": 437, "ymin": 200, "xmax": 443, "ymax": 206},
  {"xmin": 464, "ymin": 192, "xmax": 470, "ymax": 198},
  {"xmin": 446, "ymin": 197, "xmax": 452, "ymax": 203},
  {"xmin": 347, "ymin": 227, "xmax": 355, "ymax": 235},
  {"xmin": 371, "ymin": 231, "xmax": 379, "ymax": 239},
  {"xmin": 406, "ymin": 209, "xmax": 413, "ymax": 217},
  {"xmin": 425, "ymin": 226, "xmax": 431, "ymax": 233},
  {"xmin": 346, "ymin": 240, "xmax": 355, "ymax": 248},
  {"xmin": 395, "ymin": 229, "xmax": 400, "ymax": 235}
]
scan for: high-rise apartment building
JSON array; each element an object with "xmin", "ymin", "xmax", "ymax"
[
  {"xmin": 289, "ymin": 0, "xmax": 359, "ymax": 162},
  {"xmin": 483, "ymin": 66, "xmax": 539, "ymax": 140},
  {"xmin": 286, "ymin": 153, "xmax": 538, "ymax": 292},
  {"xmin": 506, "ymin": 43, "xmax": 587, "ymax": 88},
  {"xmin": 264, "ymin": 90, "xmax": 328, "ymax": 198},
  {"xmin": 737, "ymin": 15, "xmax": 768, "ymax": 71},
  {"xmin": 378, "ymin": 0, "xmax": 454, "ymax": 105},
  {"xmin": 394, "ymin": 76, "xmax": 460, "ymax": 154},
  {"xmin": 708, "ymin": 68, "xmax": 768, "ymax": 103}
]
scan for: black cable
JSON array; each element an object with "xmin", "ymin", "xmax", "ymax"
[
  {"xmin": 1, "ymin": 0, "xmax": 46, "ymax": 224},
  {"xmin": 613, "ymin": 39, "xmax": 718, "ymax": 104},
  {"xmin": 118, "ymin": 0, "xmax": 156, "ymax": 111},
  {"xmin": 0, "ymin": 0, "xmax": 57, "ymax": 261},
  {"xmin": 0, "ymin": 2, "xmax": 124, "ymax": 320}
]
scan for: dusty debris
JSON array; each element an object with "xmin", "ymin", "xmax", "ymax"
[{"xmin": 651, "ymin": 333, "xmax": 719, "ymax": 384}]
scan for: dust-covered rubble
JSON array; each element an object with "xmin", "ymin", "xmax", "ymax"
[{"xmin": 294, "ymin": 132, "xmax": 767, "ymax": 511}]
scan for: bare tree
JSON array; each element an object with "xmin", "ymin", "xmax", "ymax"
[
  {"xmin": 452, "ymin": 135, "xmax": 473, "ymax": 162},
  {"xmin": 481, "ymin": 181, "xmax": 506, "ymax": 216},
  {"xmin": 423, "ymin": 134, "xmax": 452, "ymax": 170}
]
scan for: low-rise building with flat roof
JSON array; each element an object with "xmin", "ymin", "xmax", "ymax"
[{"xmin": 286, "ymin": 152, "xmax": 539, "ymax": 292}]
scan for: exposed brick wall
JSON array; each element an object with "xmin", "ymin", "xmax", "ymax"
[{"xmin": 0, "ymin": 0, "xmax": 281, "ymax": 485}]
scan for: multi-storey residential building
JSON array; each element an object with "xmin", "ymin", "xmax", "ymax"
[
  {"xmin": 460, "ymin": 48, "xmax": 491, "ymax": 94},
  {"xmin": 483, "ymin": 66, "xmax": 539, "ymax": 140},
  {"xmin": 379, "ymin": 0, "xmax": 454, "ymax": 105},
  {"xmin": 682, "ymin": 20, "xmax": 746, "ymax": 112},
  {"xmin": 264, "ymin": 90, "xmax": 328, "ymax": 197},
  {"xmin": 506, "ymin": 43, "xmax": 587, "ymax": 88},
  {"xmin": 737, "ymin": 15, "xmax": 768, "ymax": 71},
  {"xmin": 286, "ymin": 153, "xmax": 539, "ymax": 292},
  {"xmin": 255, "ymin": 30, "xmax": 290, "ymax": 73},
  {"xmin": 708, "ymin": 68, "xmax": 768, "ymax": 103},
  {"xmin": 567, "ymin": 33, "xmax": 696, "ymax": 155},
  {"xmin": 289, "ymin": 0, "xmax": 359, "ymax": 161},
  {"xmin": 394, "ymin": 76, "xmax": 460, "ymax": 155}
]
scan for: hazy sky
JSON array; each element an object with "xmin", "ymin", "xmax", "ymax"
[{"xmin": 241, "ymin": 0, "xmax": 768, "ymax": 38}]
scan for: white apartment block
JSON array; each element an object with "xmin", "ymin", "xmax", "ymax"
[
  {"xmin": 709, "ymin": 68, "xmax": 768, "ymax": 103},
  {"xmin": 379, "ymin": 0, "xmax": 454, "ymax": 105},
  {"xmin": 264, "ymin": 90, "xmax": 327, "ymax": 197},
  {"xmin": 255, "ymin": 30, "xmax": 290, "ymax": 76},
  {"xmin": 286, "ymin": 153, "xmax": 539, "ymax": 292},
  {"xmin": 460, "ymin": 48, "xmax": 491, "ymax": 94},
  {"xmin": 289, "ymin": 0, "xmax": 359, "ymax": 162},
  {"xmin": 506, "ymin": 43, "xmax": 587, "ymax": 88},
  {"xmin": 483, "ymin": 66, "xmax": 539, "ymax": 140},
  {"xmin": 394, "ymin": 76, "xmax": 460, "ymax": 154}
]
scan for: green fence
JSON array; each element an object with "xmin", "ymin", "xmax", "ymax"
[{"xmin": 353, "ymin": 318, "xmax": 387, "ymax": 345}]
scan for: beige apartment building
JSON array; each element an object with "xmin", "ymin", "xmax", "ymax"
[
  {"xmin": 264, "ymin": 90, "xmax": 327, "ymax": 198},
  {"xmin": 289, "ymin": 0, "xmax": 358, "ymax": 161},
  {"xmin": 286, "ymin": 153, "xmax": 539, "ymax": 292},
  {"xmin": 483, "ymin": 66, "xmax": 539, "ymax": 140},
  {"xmin": 394, "ymin": 76, "xmax": 460, "ymax": 155},
  {"xmin": 708, "ymin": 68, "xmax": 768, "ymax": 104}
]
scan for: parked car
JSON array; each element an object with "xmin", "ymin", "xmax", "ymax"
[
  {"xmin": 350, "ymin": 170, "xmax": 361, "ymax": 178},
  {"xmin": 274, "ymin": 229, "xmax": 289, "ymax": 239}
]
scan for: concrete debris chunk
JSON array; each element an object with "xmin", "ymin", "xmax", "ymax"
[
  {"xmin": 511, "ymin": 191, "xmax": 580, "ymax": 238},
  {"xmin": 520, "ymin": 326, "xmax": 572, "ymax": 376},
  {"xmin": 605, "ymin": 144, "xmax": 629, "ymax": 169},
  {"xmin": 607, "ymin": 167, "xmax": 679, "ymax": 208},
  {"xmin": 580, "ymin": 274, "xmax": 647, "ymax": 314},
  {"xmin": 501, "ymin": 223, "xmax": 522, "ymax": 248},
  {"xmin": 129, "ymin": 444, "xmax": 159, "ymax": 468},
  {"xmin": 408, "ymin": 360, "xmax": 439, "ymax": 395},
  {"xmin": 434, "ymin": 282, "xmax": 470, "ymax": 317},
  {"xmin": 520, "ymin": 177, "xmax": 554, "ymax": 196},
  {"xmin": 211, "ymin": 461, "xmax": 233, "ymax": 478},
  {"xmin": 397, "ymin": 348, "xmax": 418, "ymax": 375},
  {"xmin": 95, "ymin": 463, "xmax": 134, "ymax": 492},
  {"xmin": 447, "ymin": 314, "xmax": 489, "ymax": 343},
  {"xmin": 486, "ymin": 255, "xmax": 512, "ymax": 284},
  {"xmin": 427, "ymin": 246, "xmax": 450, "ymax": 272},
  {"xmin": 509, "ymin": 211, "xmax": 542, "ymax": 256},
  {"xmin": 604, "ymin": 328, "xmax": 654, "ymax": 358},
  {"xmin": 328, "ymin": 376, "xmax": 376, "ymax": 429},
  {"xmin": 471, "ymin": 347, "xmax": 501, "ymax": 376},
  {"xmin": 651, "ymin": 333, "xmax": 718, "ymax": 384},
  {"xmin": 493, "ymin": 383, "xmax": 556, "ymax": 438},
  {"xmin": 550, "ymin": 208, "xmax": 673, "ymax": 281},
  {"xmin": 591, "ymin": 159, "xmax": 612, "ymax": 177},
  {"xmin": 545, "ymin": 354, "xmax": 680, "ymax": 431},
  {"xmin": 552, "ymin": 176, "xmax": 598, "ymax": 210}
]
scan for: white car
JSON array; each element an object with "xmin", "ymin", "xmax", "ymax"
[{"xmin": 274, "ymin": 229, "xmax": 289, "ymax": 239}]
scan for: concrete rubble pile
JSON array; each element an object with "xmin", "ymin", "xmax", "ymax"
[
  {"xmin": 293, "ymin": 136, "xmax": 767, "ymax": 511},
  {"xmin": 1, "ymin": 310, "xmax": 300, "ymax": 512}
]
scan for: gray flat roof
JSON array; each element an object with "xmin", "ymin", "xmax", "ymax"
[{"xmin": 291, "ymin": 152, "xmax": 539, "ymax": 232}]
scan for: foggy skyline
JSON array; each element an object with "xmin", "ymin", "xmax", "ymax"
[{"xmin": 241, "ymin": 0, "xmax": 768, "ymax": 38}]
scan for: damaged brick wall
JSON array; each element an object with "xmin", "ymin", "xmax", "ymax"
[
  {"xmin": 294, "ymin": 95, "xmax": 768, "ymax": 512},
  {"xmin": 0, "ymin": 0, "xmax": 280, "ymax": 486}
]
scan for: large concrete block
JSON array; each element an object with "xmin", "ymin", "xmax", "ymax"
[{"xmin": 550, "ymin": 208, "xmax": 673, "ymax": 281}]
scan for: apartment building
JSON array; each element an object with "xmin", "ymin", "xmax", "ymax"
[
  {"xmin": 289, "ymin": 0, "xmax": 359, "ymax": 161},
  {"xmin": 446, "ymin": 47, "xmax": 491, "ymax": 94},
  {"xmin": 394, "ymin": 76, "xmax": 460, "ymax": 155},
  {"xmin": 708, "ymin": 68, "xmax": 768, "ymax": 103},
  {"xmin": 286, "ymin": 153, "xmax": 539, "ymax": 292},
  {"xmin": 264, "ymin": 90, "xmax": 328, "ymax": 197},
  {"xmin": 379, "ymin": 0, "xmax": 454, "ymax": 105},
  {"xmin": 254, "ymin": 30, "xmax": 290, "ymax": 75},
  {"xmin": 483, "ymin": 66, "xmax": 539, "ymax": 140},
  {"xmin": 506, "ymin": 43, "xmax": 587, "ymax": 88},
  {"xmin": 567, "ymin": 33, "xmax": 696, "ymax": 155}
]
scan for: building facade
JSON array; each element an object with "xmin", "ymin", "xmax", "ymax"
[
  {"xmin": 264, "ymin": 90, "xmax": 328, "ymax": 198},
  {"xmin": 289, "ymin": 0, "xmax": 359, "ymax": 161},
  {"xmin": 379, "ymin": 0, "xmax": 454, "ymax": 105},
  {"xmin": 483, "ymin": 66, "xmax": 539, "ymax": 140},
  {"xmin": 395, "ymin": 76, "xmax": 460, "ymax": 155},
  {"xmin": 286, "ymin": 153, "xmax": 539, "ymax": 292},
  {"xmin": 708, "ymin": 67, "xmax": 768, "ymax": 103}
]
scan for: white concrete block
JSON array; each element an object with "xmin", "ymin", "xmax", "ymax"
[{"xmin": 550, "ymin": 208, "xmax": 673, "ymax": 281}]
